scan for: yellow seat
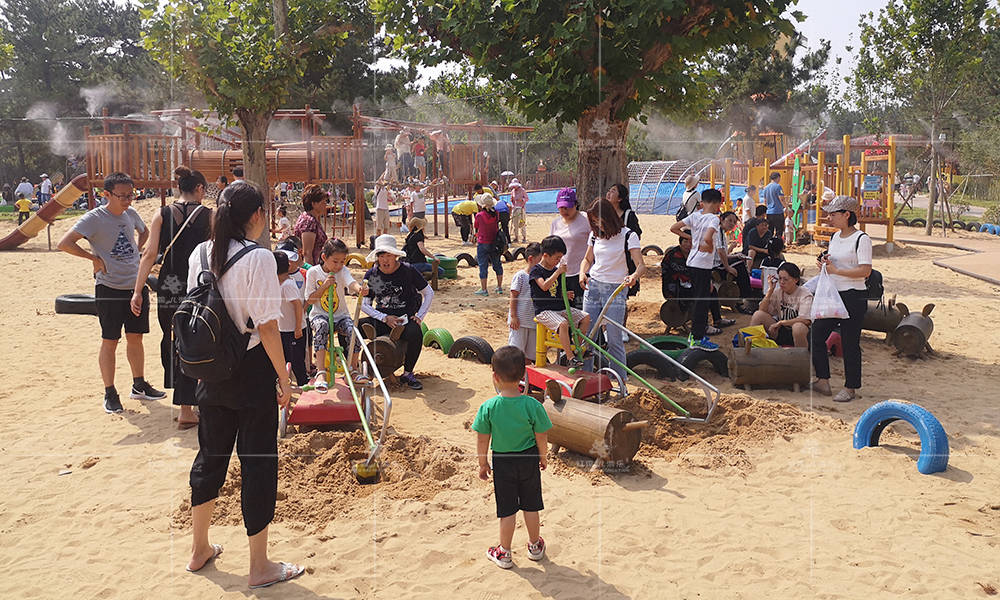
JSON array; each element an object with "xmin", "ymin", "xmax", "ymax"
[{"xmin": 535, "ymin": 321, "xmax": 563, "ymax": 365}]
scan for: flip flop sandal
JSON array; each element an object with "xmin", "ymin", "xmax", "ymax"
[
  {"xmin": 248, "ymin": 562, "xmax": 305, "ymax": 589},
  {"xmin": 705, "ymin": 326, "xmax": 722, "ymax": 335},
  {"xmin": 177, "ymin": 420, "xmax": 199, "ymax": 430},
  {"xmin": 186, "ymin": 544, "xmax": 223, "ymax": 572},
  {"xmin": 314, "ymin": 378, "xmax": 329, "ymax": 393}
]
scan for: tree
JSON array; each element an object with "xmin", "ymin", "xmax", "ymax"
[
  {"xmin": 374, "ymin": 0, "xmax": 796, "ymax": 203},
  {"xmin": 853, "ymin": 0, "xmax": 989, "ymax": 235},
  {"xmin": 141, "ymin": 0, "xmax": 351, "ymax": 241}
]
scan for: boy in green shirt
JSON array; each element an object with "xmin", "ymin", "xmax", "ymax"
[{"xmin": 472, "ymin": 345, "xmax": 552, "ymax": 569}]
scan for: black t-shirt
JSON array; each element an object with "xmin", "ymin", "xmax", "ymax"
[
  {"xmin": 743, "ymin": 224, "xmax": 771, "ymax": 255},
  {"xmin": 157, "ymin": 203, "xmax": 211, "ymax": 293},
  {"xmin": 404, "ymin": 229, "xmax": 426, "ymax": 264},
  {"xmin": 529, "ymin": 263, "xmax": 565, "ymax": 315},
  {"xmin": 622, "ymin": 209, "xmax": 643, "ymax": 238},
  {"xmin": 364, "ymin": 263, "xmax": 428, "ymax": 317}
]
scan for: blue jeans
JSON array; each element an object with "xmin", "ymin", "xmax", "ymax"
[
  {"xmin": 411, "ymin": 261, "xmax": 445, "ymax": 278},
  {"xmin": 477, "ymin": 243, "xmax": 503, "ymax": 280},
  {"xmin": 583, "ymin": 279, "xmax": 627, "ymax": 379}
]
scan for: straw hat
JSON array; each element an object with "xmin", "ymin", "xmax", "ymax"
[
  {"xmin": 476, "ymin": 193, "xmax": 496, "ymax": 210},
  {"xmin": 821, "ymin": 188, "xmax": 836, "ymax": 203},
  {"xmin": 366, "ymin": 234, "xmax": 407, "ymax": 263}
]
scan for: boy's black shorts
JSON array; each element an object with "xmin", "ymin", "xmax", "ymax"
[
  {"xmin": 96, "ymin": 284, "xmax": 149, "ymax": 340},
  {"xmin": 492, "ymin": 444, "xmax": 543, "ymax": 518}
]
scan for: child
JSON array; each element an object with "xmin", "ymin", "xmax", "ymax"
[
  {"xmin": 272, "ymin": 206, "xmax": 291, "ymax": 241},
  {"xmin": 507, "ymin": 242, "xmax": 541, "ymax": 358},
  {"xmin": 783, "ymin": 206, "xmax": 795, "ymax": 242},
  {"xmin": 15, "ymin": 192, "xmax": 31, "ymax": 225},
  {"xmin": 304, "ymin": 239, "xmax": 368, "ymax": 391},
  {"xmin": 760, "ymin": 236, "xmax": 786, "ymax": 269},
  {"xmin": 275, "ymin": 251, "xmax": 308, "ymax": 386},
  {"xmin": 529, "ymin": 236, "xmax": 591, "ymax": 367},
  {"xmin": 472, "ymin": 345, "xmax": 552, "ymax": 569}
]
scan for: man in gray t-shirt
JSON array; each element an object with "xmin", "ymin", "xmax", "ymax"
[{"xmin": 58, "ymin": 172, "xmax": 165, "ymax": 413}]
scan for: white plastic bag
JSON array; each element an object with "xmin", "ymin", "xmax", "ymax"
[{"xmin": 809, "ymin": 265, "xmax": 849, "ymax": 320}]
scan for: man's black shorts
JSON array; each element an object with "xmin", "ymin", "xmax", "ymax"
[
  {"xmin": 95, "ymin": 284, "xmax": 149, "ymax": 340},
  {"xmin": 492, "ymin": 444, "xmax": 544, "ymax": 518}
]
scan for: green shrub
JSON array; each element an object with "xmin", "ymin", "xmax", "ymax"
[{"xmin": 984, "ymin": 204, "xmax": 1000, "ymax": 225}]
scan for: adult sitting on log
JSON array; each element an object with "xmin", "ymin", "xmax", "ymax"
[
  {"xmin": 749, "ymin": 262, "xmax": 812, "ymax": 347},
  {"xmin": 360, "ymin": 234, "xmax": 434, "ymax": 390}
]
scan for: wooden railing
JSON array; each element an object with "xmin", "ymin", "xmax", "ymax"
[{"xmin": 86, "ymin": 133, "xmax": 180, "ymax": 188}]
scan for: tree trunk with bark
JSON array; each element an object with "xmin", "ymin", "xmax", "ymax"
[
  {"xmin": 576, "ymin": 103, "xmax": 629, "ymax": 212},
  {"xmin": 237, "ymin": 109, "xmax": 273, "ymax": 248},
  {"xmin": 925, "ymin": 116, "xmax": 937, "ymax": 236}
]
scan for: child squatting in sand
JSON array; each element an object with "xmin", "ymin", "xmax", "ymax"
[{"xmin": 472, "ymin": 345, "xmax": 552, "ymax": 569}]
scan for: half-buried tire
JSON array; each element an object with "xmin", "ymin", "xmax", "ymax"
[
  {"xmin": 677, "ymin": 347, "xmax": 729, "ymax": 377},
  {"xmin": 626, "ymin": 350, "xmax": 677, "ymax": 380},
  {"xmin": 455, "ymin": 252, "xmax": 478, "ymax": 267},
  {"xmin": 641, "ymin": 244, "xmax": 663, "ymax": 256},
  {"xmin": 55, "ymin": 294, "xmax": 98, "ymax": 316},
  {"xmin": 447, "ymin": 335, "xmax": 494, "ymax": 364},
  {"xmin": 909, "ymin": 218, "xmax": 926, "ymax": 228},
  {"xmin": 852, "ymin": 400, "xmax": 949, "ymax": 474},
  {"xmin": 422, "ymin": 327, "xmax": 455, "ymax": 354},
  {"xmin": 893, "ymin": 218, "xmax": 909, "ymax": 227}
]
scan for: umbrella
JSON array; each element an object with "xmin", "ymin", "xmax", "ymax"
[{"xmin": 500, "ymin": 170, "xmax": 514, "ymax": 176}]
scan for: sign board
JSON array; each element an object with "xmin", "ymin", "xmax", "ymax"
[{"xmin": 862, "ymin": 174, "xmax": 882, "ymax": 205}]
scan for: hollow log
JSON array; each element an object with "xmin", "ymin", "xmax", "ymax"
[
  {"xmin": 862, "ymin": 299, "xmax": 907, "ymax": 342},
  {"xmin": 366, "ymin": 335, "xmax": 406, "ymax": 374},
  {"xmin": 728, "ymin": 341, "xmax": 810, "ymax": 391},
  {"xmin": 541, "ymin": 396, "xmax": 643, "ymax": 464},
  {"xmin": 893, "ymin": 303, "xmax": 934, "ymax": 356}
]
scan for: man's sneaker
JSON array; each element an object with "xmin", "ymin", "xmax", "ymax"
[
  {"xmin": 104, "ymin": 391, "xmax": 124, "ymax": 414},
  {"xmin": 527, "ymin": 537, "xmax": 546, "ymax": 561},
  {"xmin": 399, "ymin": 373, "xmax": 423, "ymax": 390},
  {"xmin": 131, "ymin": 380, "xmax": 167, "ymax": 401},
  {"xmin": 473, "ymin": 289, "xmax": 489, "ymax": 296},
  {"xmin": 693, "ymin": 336, "xmax": 720, "ymax": 351},
  {"xmin": 486, "ymin": 545, "xmax": 513, "ymax": 569}
]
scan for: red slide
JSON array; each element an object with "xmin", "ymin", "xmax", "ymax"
[{"xmin": 0, "ymin": 174, "xmax": 89, "ymax": 250}]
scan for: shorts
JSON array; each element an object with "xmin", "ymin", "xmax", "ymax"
[
  {"xmin": 96, "ymin": 284, "xmax": 149, "ymax": 340},
  {"xmin": 414, "ymin": 156, "xmax": 426, "ymax": 168},
  {"xmin": 507, "ymin": 326, "xmax": 537, "ymax": 358},
  {"xmin": 774, "ymin": 325, "xmax": 801, "ymax": 347},
  {"xmin": 534, "ymin": 308, "xmax": 587, "ymax": 332},
  {"xmin": 493, "ymin": 445, "xmax": 544, "ymax": 518},
  {"xmin": 375, "ymin": 208, "xmax": 390, "ymax": 231},
  {"xmin": 310, "ymin": 313, "xmax": 359, "ymax": 353},
  {"xmin": 412, "ymin": 211, "xmax": 425, "ymax": 220}
]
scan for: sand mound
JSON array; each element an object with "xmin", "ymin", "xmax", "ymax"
[
  {"xmin": 871, "ymin": 241, "xmax": 922, "ymax": 258},
  {"xmin": 172, "ymin": 430, "xmax": 470, "ymax": 532},
  {"xmin": 613, "ymin": 387, "xmax": 847, "ymax": 474}
]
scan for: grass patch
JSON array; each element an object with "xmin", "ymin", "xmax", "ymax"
[{"xmin": 0, "ymin": 209, "xmax": 86, "ymax": 222}]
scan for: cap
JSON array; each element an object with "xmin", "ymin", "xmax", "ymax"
[
  {"xmin": 822, "ymin": 195, "xmax": 860, "ymax": 213},
  {"xmin": 821, "ymin": 188, "xmax": 836, "ymax": 202},
  {"xmin": 278, "ymin": 248, "xmax": 299, "ymax": 263},
  {"xmin": 555, "ymin": 187, "xmax": 576, "ymax": 208}
]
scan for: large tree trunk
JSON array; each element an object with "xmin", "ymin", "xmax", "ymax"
[
  {"xmin": 576, "ymin": 104, "xmax": 629, "ymax": 211},
  {"xmin": 925, "ymin": 116, "xmax": 937, "ymax": 236},
  {"xmin": 237, "ymin": 109, "xmax": 273, "ymax": 248}
]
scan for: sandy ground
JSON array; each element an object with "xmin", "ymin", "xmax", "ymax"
[{"xmin": 1, "ymin": 199, "xmax": 1000, "ymax": 599}]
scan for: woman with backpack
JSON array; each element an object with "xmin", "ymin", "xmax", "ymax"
[
  {"xmin": 579, "ymin": 198, "xmax": 646, "ymax": 381},
  {"xmin": 474, "ymin": 192, "xmax": 504, "ymax": 296},
  {"xmin": 131, "ymin": 166, "xmax": 211, "ymax": 429},
  {"xmin": 182, "ymin": 182, "xmax": 303, "ymax": 589},
  {"xmin": 810, "ymin": 196, "xmax": 873, "ymax": 403},
  {"xmin": 606, "ymin": 183, "xmax": 643, "ymax": 302}
]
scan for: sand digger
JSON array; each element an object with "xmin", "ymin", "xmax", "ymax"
[{"xmin": 279, "ymin": 287, "xmax": 393, "ymax": 484}]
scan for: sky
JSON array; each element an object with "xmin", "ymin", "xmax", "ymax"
[{"xmin": 793, "ymin": 0, "xmax": 891, "ymax": 73}]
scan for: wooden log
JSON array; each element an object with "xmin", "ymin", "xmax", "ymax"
[
  {"xmin": 659, "ymin": 300, "xmax": 689, "ymax": 330},
  {"xmin": 893, "ymin": 303, "xmax": 934, "ymax": 356},
  {"xmin": 862, "ymin": 298, "xmax": 907, "ymax": 342},
  {"xmin": 540, "ymin": 395, "xmax": 642, "ymax": 464},
  {"xmin": 366, "ymin": 335, "xmax": 405, "ymax": 374},
  {"xmin": 727, "ymin": 340, "xmax": 810, "ymax": 390}
]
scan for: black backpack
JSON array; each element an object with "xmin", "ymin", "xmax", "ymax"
[
  {"xmin": 490, "ymin": 217, "xmax": 509, "ymax": 256},
  {"xmin": 623, "ymin": 228, "xmax": 640, "ymax": 297},
  {"xmin": 854, "ymin": 233, "xmax": 884, "ymax": 302},
  {"xmin": 173, "ymin": 243, "xmax": 260, "ymax": 382}
]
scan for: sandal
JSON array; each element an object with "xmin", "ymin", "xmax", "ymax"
[
  {"xmin": 248, "ymin": 562, "xmax": 305, "ymax": 589},
  {"xmin": 810, "ymin": 380, "xmax": 832, "ymax": 396},
  {"xmin": 714, "ymin": 318, "xmax": 735, "ymax": 328},
  {"xmin": 833, "ymin": 389, "xmax": 857, "ymax": 402},
  {"xmin": 704, "ymin": 325, "xmax": 722, "ymax": 335},
  {"xmin": 314, "ymin": 376, "xmax": 329, "ymax": 393}
]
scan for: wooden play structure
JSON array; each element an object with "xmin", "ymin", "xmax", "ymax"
[{"xmin": 78, "ymin": 106, "xmax": 532, "ymax": 248}]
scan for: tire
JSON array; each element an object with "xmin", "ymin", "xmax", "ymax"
[
  {"xmin": 346, "ymin": 253, "xmax": 370, "ymax": 269},
  {"xmin": 893, "ymin": 218, "xmax": 909, "ymax": 227},
  {"xmin": 909, "ymin": 218, "xmax": 926, "ymax": 228},
  {"xmin": 447, "ymin": 335, "xmax": 494, "ymax": 364},
  {"xmin": 502, "ymin": 250, "xmax": 514, "ymax": 262},
  {"xmin": 966, "ymin": 222, "xmax": 981, "ymax": 232},
  {"xmin": 626, "ymin": 349, "xmax": 677, "ymax": 380},
  {"xmin": 980, "ymin": 223, "xmax": 994, "ymax": 233},
  {"xmin": 644, "ymin": 335, "xmax": 690, "ymax": 359},
  {"xmin": 932, "ymin": 219, "xmax": 943, "ymax": 227},
  {"xmin": 420, "ymin": 321, "xmax": 429, "ymax": 335},
  {"xmin": 641, "ymin": 244, "xmax": 663, "ymax": 256},
  {"xmin": 949, "ymin": 220, "xmax": 965, "ymax": 230},
  {"xmin": 852, "ymin": 400, "xmax": 949, "ymax": 474},
  {"xmin": 442, "ymin": 269, "xmax": 458, "ymax": 280},
  {"xmin": 455, "ymin": 252, "xmax": 478, "ymax": 267},
  {"xmin": 677, "ymin": 347, "xmax": 729, "ymax": 377},
  {"xmin": 54, "ymin": 293, "xmax": 97, "ymax": 316},
  {"xmin": 509, "ymin": 247, "xmax": 526, "ymax": 260},
  {"xmin": 422, "ymin": 327, "xmax": 455, "ymax": 354},
  {"xmin": 434, "ymin": 255, "xmax": 459, "ymax": 270}
]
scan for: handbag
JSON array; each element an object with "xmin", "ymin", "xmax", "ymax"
[
  {"xmin": 809, "ymin": 265, "xmax": 849, "ymax": 320},
  {"xmin": 154, "ymin": 204, "xmax": 205, "ymax": 293}
]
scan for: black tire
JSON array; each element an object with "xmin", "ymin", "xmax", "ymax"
[
  {"xmin": 949, "ymin": 220, "xmax": 965, "ymax": 230},
  {"xmin": 893, "ymin": 218, "xmax": 909, "ymax": 227},
  {"xmin": 932, "ymin": 219, "xmax": 943, "ymax": 227},
  {"xmin": 447, "ymin": 335, "xmax": 494, "ymax": 364},
  {"xmin": 677, "ymin": 347, "xmax": 729, "ymax": 377},
  {"xmin": 55, "ymin": 294, "xmax": 98, "ymax": 316},
  {"xmin": 455, "ymin": 252, "xmax": 478, "ymax": 267},
  {"xmin": 967, "ymin": 221, "xmax": 981, "ymax": 232},
  {"xmin": 626, "ymin": 350, "xmax": 677, "ymax": 380},
  {"xmin": 502, "ymin": 250, "xmax": 514, "ymax": 262},
  {"xmin": 641, "ymin": 244, "xmax": 663, "ymax": 256},
  {"xmin": 910, "ymin": 218, "xmax": 926, "ymax": 228},
  {"xmin": 509, "ymin": 247, "xmax": 526, "ymax": 260}
]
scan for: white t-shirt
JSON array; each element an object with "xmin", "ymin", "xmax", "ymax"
[
  {"xmin": 683, "ymin": 211, "xmax": 722, "ymax": 269},
  {"xmin": 291, "ymin": 268, "xmax": 307, "ymax": 328},
  {"xmin": 509, "ymin": 269, "xmax": 535, "ymax": 329},
  {"xmin": 186, "ymin": 240, "xmax": 281, "ymax": 350},
  {"xmin": 409, "ymin": 190, "xmax": 426, "ymax": 214},
  {"xmin": 278, "ymin": 278, "xmax": 302, "ymax": 332},
  {"xmin": 40, "ymin": 179, "xmax": 52, "ymax": 194},
  {"xmin": 15, "ymin": 182, "xmax": 33, "ymax": 198},
  {"xmin": 741, "ymin": 194, "xmax": 755, "ymax": 222},
  {"xmin": 827, "ymin": 230, "xmax": 872, "ymax": 291},
  {"xmin": 277, "ymin": 216, "xmax": 290, "ymax": 237},
  {"xmin": 784, "ymin": 216, "xmax": 794, "ymax": 237},
  {"xmin": 587, "ymin": 227, "xmax": 640, "ymax": 284},
  {"xmin": 280, "ymin": 182, "xmax": 288, "ymax": 192},
  {"xmin": 304, "ymin": 264, "xmax": 356, "ymax": 319},
  {"xmin": 374, "ymin": 186, "xmax": 389, "ymax": 210},
  {"xmin": 549, "ymin": 211, "xmax": 590, "ymax": 277}
]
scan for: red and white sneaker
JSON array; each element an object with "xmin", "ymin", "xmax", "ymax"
[
  {"xmin": 486, "ymin": 545, "xmax": 512, "ymax": 569},
  {"xmin": 527, "ymin": 537, "xmax": 545, "ymax": 561}
]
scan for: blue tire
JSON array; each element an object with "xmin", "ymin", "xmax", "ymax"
[
  {"xmin": 981, "ymin": 223, "xmax": 995, "ymax": 234},
  {"xmin": 853, "ymin": 401, "xmax": 949, "ymax": 474}
]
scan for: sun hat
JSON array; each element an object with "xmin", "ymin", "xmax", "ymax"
[
  {"xmin": 684, "ymin": 174, "xmax": 699, "ymax": 189},
  {"xmin": 366, "ymin": 234, "xmax": 407, "ymax": 263},
  {"xmin": 476, "ymin": 193, "xmax": 496, "ymax": 210},
  {"xmin": 821, "ymin": 188, "xmax": 836, "ymax": 202},
  {"xmin": 508, "ymin": 178, "xmax": 522, "ymax": 188},
  {"xmin": 555, "ymin": 187, "xmax": 576, "ymax": 208},
  {"xmin": 407, "ymin": 216, "xmax": 426, "ymax": 231},
  {"xmin": 822, "ymin": 195, "xmax": 860, "ymax": 214},
  {"xmin": 41, "ymin": 173, "xmax": 48, "ymax": 178},
  {"xmin": 278, "ymin": 248, "xmax": 300, "ymax": 263}
]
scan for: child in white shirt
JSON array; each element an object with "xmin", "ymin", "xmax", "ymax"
[
  {"xmin": 508, "ymin": 243, "xmax": 542, "ymax": 359},
  {"xmin": 784, "ymin": 207, "xmax": 795, "ymax": 242},
  {"xmin": 274, "ymin": 251, "xmax": 307, "ymax": 386}
]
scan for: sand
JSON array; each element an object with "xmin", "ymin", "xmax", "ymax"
[{"xmin": 1, "ymin": 199, "xmax": 999, "ymax": 598}]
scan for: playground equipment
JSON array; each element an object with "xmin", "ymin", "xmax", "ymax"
[
  {"xmin": 422, "ymin": 327, "xmax": 454, "ymax": 354},
  {"xmin": 279, "ymin": 289, "xmax": 392, "ymax": 484},
  {"xmin": 892, "ymin": 303, "xmax": 936, "ymax": 357},
  {"xmin": 0, "ymin": 174, "xmax": 89, "ymax": 251},
  {"xmin": 862, "ymin": 297, "xmax": 908, "ymax": 343},
  {"xmin": 447, "ymin": 335, "xmax": 494, "ymax": 364},
  {"xmin": 853, "ymin": 401, "xmax": 949, "ymax": 474},
  {"xmin": 728, "ymin": 340, "xmax": 810, "ymax": 392}
]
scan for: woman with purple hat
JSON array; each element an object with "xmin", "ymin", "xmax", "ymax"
[{"xmin": 549, "ymin": 188, "xmax": 589, "ymax": 308}]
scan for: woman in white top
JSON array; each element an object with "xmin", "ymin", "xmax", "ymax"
[
  {"xmin": 579, "ymin": 198, "xmax": 645, "ymax": 379},
  {"xmin": 811, "ymin": 196, "xmax": 873, "ymax": 402},
  {"xmin": 549, "ymin": 188, "xmax": 590, "ymax": 308},
  {"xmin": 183, "ymin": 182, "xmax": 304, "ymax": 589}
]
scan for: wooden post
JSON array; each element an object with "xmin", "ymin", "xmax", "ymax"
[
  {"xmin": 47, "ymin": 224, "xmax": 52, "ymax": 251},
  {"xmin": 352, "ymin": 105, "xmax": 365, "ymax": 249},
  {"xmin": 724, "ymin": 158, "xmax": 732, "ymax": 211},
  {"xmin": 842, "ymin": 135, "xmax": 852, "ymax": 197},
  {"xmin": 815, "ymin": 151, "xmax": 825, "ymax": 230},
  {"xmin": 887, "ymin": 136, "xmax": 896, "ymax": 245},
  {"xmin": 708, "ymin": 161, "xmax": 716, "ymax": 191}
]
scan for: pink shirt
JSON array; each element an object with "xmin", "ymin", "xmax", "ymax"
[
  {"xmin": 510, "ymin": 187, "xmax": 528, "ymax": 209},
  {"xmin": 549, "ymin": 211, "xmax": 590, "ymax": 276}
]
